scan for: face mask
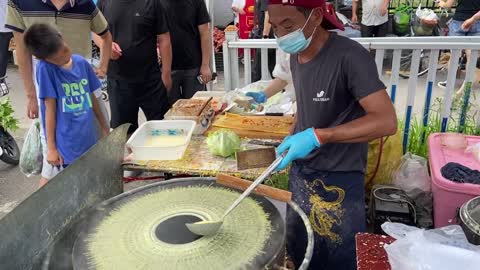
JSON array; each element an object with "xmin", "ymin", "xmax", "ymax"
[{"xmin": 276, "ymin": 10, "xmax": 318, "ymax": 54}]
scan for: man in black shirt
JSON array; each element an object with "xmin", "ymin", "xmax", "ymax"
[
  {"xmin": 252, "ymin": 0, "xmax": 276, "ymax": 82},
  {"xmin": 160, "ymin": 0, "xmax": 212, "ymax": 105},
  {"xmin": 255, "ymin": 0, "xmax": 268, "ymax": 36},
  {"xmin": 268, "ymin": 0, "xmax": 397, "ymax": 269},
  {"xmin": 96, "ymin": 0, "xmax": 172, "ymax": 134}
]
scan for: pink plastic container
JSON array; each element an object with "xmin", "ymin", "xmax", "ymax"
[{"xmin": 428, "ymin": 133, "xmax": 480, "ymax": 228}]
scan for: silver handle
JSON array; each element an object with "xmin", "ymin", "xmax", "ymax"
[{"xmin": 221, "ymin": 154, "xmax": 284, "ymax": 219}]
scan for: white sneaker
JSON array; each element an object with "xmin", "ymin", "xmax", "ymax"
[
  {"xmin": 0, "ymin": 81, "xmax": 9, "ymax": 96},
  {"xmin": 455, "ymin": 81, "xmax": 466, "ymax": 97},
  {"xmin": 437, "ymin": 81, "xmax": 447, "ymax": 89}
]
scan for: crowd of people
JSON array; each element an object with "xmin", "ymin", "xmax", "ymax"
[{"xmin": 3, "ymin": 0, "xmax": 212, "ymax": 186}]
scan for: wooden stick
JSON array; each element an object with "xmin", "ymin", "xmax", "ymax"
[
  {"xmin": 198, "ymin": 97, "xmax": 213, "ymax": 116},
  {"xmin": 216, "ymin": 174, "xmax": 292, "ymax": 203}
]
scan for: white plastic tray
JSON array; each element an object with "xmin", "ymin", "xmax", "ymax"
[{"xmin": 126, "ymin": 120, "xmax": 196, "ymax": 161}]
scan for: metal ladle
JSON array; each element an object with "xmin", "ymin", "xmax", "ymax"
[{"xmin": 186, "ymin": 154, "xmax": 285, "ymax": 236}]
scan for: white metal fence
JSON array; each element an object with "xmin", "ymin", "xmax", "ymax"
[{"xmin": 222, "ymin": 32, "xmax": 480, "ymax": 151}]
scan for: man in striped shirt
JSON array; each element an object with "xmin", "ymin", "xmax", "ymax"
[{"xmin": 6, "ymin": 0, "xmax": 112, "ymax": 187}]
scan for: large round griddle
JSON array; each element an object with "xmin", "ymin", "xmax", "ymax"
[{"xmin": 72, "ymin": 178, "xmax": 285, "ymax": 270}]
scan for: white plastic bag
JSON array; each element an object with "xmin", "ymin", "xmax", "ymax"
[
  {"xmin": 466, "ymin": 143, "xmax": 480, "ymax": 161},
  {"xmin": 393, "ymin": 153, "xmax": 431, "ymax": 195},
  {"xmin": 415, "ymin": 5, "xmax": 439, "ymax": 21},
  {"xmin": 382, "ymin": 222, "xmax": 480, "ymax": 270},
  {"xmin": 19, "ymin": 121, "xmax": 43, "ymax": 177}
]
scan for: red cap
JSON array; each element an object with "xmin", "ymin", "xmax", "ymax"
[{"xmin": 268, "ymin": 0, "xmax": 345, "ymax": 31}]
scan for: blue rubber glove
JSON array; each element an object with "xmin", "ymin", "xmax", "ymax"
[
  {"xmin": 246, "ymin": 91, "xmax": 267, "ymax": 103},
  {"xmin": 276, "ymin": 128, "xmax": 321, "ymax": 171}
]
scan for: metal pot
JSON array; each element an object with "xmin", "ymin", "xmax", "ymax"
[
  {"xmin": 459, "ymin": 196, "xmax": 480, "ymax": 245},
  {"xmin": 43, "ymin": 178, "xmax": 314, "ymax": 269},
  {"xmin": 74, "ymin": 178, "xmax": 286, "ymax": 270}
]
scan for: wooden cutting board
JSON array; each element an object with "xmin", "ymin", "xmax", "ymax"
[
  {"xmin": 167, "ymin": 98, "xmax": 210, "ymax": 117},
  {"xmin": 206, "ymin": 113, "xmax": 293, "ymax": 139},
  {"xmin": 205, "ymin": 126, "xmax": 288, "ymax": 140}
]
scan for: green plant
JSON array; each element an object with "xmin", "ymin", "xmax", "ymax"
[
  {"xmin": 265, "ymin": 172, "xmax": 289, "ymax": 191},
  {"xmin": 0, "ymin": 98, "xmax": 19, "ymax": 131},
  {"xmin": 404, "ymin": 92, "xmax": 480, "ymax": 158}
]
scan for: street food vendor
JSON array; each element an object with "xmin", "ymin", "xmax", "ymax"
[{"xmin": 267, "ymin": 0, "xmax": 397, "ymax": 269}]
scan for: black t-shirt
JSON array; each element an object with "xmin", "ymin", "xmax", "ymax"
[
  {"xmin": 290, "ymin": 34, "xmax": 386, "ymax": 173},
  {"xmin": 454, "ymin": 0, "xmax": 480, "ymax": 21},
  {"xmin": 160, "ymin": 0, "xmax": 210, "ymax": 70},
  {"xmin": 98, "ymin": 0, "xmax": 169, "ymax": 81}
]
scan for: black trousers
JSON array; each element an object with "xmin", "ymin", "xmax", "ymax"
[
  {"xmin": 361, "ymin": 22, "xmax": 388, "ymax": 37},
  {"xmin": 107, "ymin": 75, "xmax": 170, "ymax": 134},
  {"xmin": 252, "ymin": 48, "xmax": 276, "ymax": 82},
  {"xmin": 287, "ymin": 165, "xmax": 366, "ymax": 270},
  {"xmin": 0, "ymin": 32, "xmax": 13, "ymax": 79},
  {"xmin": 168, "ymin": 68, "xmax": 205, "ymax": 106}
]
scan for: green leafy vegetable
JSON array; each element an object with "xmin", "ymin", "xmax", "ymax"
[
  {"xmin": 265, "ymin": 172, "xmax": 289, "ymax": 191},
  {"xmin": 20, "ymin": 121, "xmax": 43, "ymax": 177},
  {"xmin": 206, "ymin": 129, "xmax": 241, "ymax": 157},
  {"xmin": 0, "ymin": 98, "xmax": 19, "ymax": 131}
]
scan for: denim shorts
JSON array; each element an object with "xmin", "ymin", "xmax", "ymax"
[{"xmin": 449, "ymin": 19, "xmax": 480, "ymax": 36}]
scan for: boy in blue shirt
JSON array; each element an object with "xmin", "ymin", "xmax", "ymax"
[{"xmin": 23, "ymin": 23, "xmax": 109, "ymax": 172}]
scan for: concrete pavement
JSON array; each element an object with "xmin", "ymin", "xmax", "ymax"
[{"xmin": 0, "ymin": 67, "xmax": 36, "ymax": 220}]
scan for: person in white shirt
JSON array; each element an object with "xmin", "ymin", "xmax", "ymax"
[
  {"xmin": 232, "ymin": 0, "xmax": 246, "ymax": 26},
  {"xmin": 352, "ymin": 0, "xmax": 390, "ymax": 37},
  {"xmin": 0, "ymin": 0, "xmax": 12, "ymax": 83},
  {"xmin": 246, "ymin": 49, "xmax": 295, "ymax": 103}
]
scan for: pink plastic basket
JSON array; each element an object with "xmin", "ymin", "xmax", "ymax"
[{"xmin": 428, "ymin": 133, "xmax": 480, "ymax": 228}]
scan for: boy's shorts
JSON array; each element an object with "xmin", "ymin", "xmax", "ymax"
[{"xmin": 39, "ymin": 133, "xmax": 64, "ymax": 180}]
